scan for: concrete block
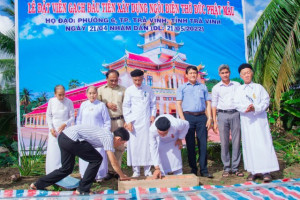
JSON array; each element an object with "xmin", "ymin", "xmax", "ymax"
[{"xmin": 118, "ymin": 174, "xmax": 199, "ymax": 191}]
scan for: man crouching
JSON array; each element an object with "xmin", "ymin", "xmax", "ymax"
[
  {"xmin": 30, "ymin": 125, "xmax": 130, "ymax": 194},
  {"xmin": 150, "ymin": 114, "xmax": 189, "ymax": 179}
]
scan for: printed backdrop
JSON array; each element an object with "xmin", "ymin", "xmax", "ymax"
[{"xmin": 17, "ymin": 0, "xmax": 247, "ymax": 150}]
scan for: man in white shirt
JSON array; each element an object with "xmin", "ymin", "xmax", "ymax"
[
  {"xmin": 211, "ymin": 64, "xmax": 243, "ymax": 177},
  {"xmin": 30, "ymin": 125, "xmax": 130, "ymax": 194},
  {"xmin": 123, "ymin": 69, "xmax": 156, "ymax": 177},
  {"xmin": 150, "ymin": 114, "xmax": 189, "ymax": 179}
]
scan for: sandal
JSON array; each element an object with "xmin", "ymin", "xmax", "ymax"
[
  {"xmin": 222, "ymin": 171, "xmax": 230, "ymax": 177},
  {"xmin": 246, "ymin": 173, "xmax": 255, "ymax": 181},
  {"xmin": 263, "ymin": 173, "xmax": 272, "ymax": 182},
  {"xmin": 30, "ymin": 183, "xmax": 46, "ymax": 191},
  {"xmin": 30, "ymin": 183, "xmax": 37, "ymax": 190},
  {"xmin": 76, "ymin": 189, "xmax": 95, "ymax": 195},
  {"xmin": 234, "ymin": 171, "xmax": 244, "ymax": 177}
]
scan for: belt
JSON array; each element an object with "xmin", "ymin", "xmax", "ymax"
[
  {"xmin": 111, "ymin": 115, "xmax": 124, "ymax": 120},
  {"xmin": 217, "ymin": 109, "xmax": 237, "ymax": 114},
  {"xmin": 183, "ymin": 111, "xmax": 205, "ymax": 116}
]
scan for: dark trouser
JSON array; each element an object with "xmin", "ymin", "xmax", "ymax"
[
  {"xmin": 184, "ymin": 113, "xmax": 208, "ymax": 175},
  {"xmin": 217, "ymin": 112, "xmax": 241, "ymax": 172},
  {"xmin": 35, "ymin": 133, "xmax": 102, "ymax": 192}
]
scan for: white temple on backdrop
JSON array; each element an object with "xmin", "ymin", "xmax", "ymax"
[{"xmin": 23, "ymin": 14, "xmax": 207, "ymax": 128}]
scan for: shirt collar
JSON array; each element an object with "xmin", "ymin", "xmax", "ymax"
[
  {"xmin": 134, "ymin": 84, "xmax": 143, "ymax": 89},
  {"xmin": 88, "ymin": 99, "xmax": 98, "ymax": 104},
  {"xmin": 243, "ymin": 82, "xmax": 254, "ymax": 89},
  {"xmin": 104, "ymin": 84, "xmax": 120, "ymax": 89},
  {"xmin": 220, "ymin": 81, "xmax": 233, "ymax": 86},
  {"xmin": 187, "ymin": 81, "xmax": 199, "ymax": 85}
]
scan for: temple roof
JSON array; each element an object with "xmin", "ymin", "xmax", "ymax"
[
  {"xmin": 137, "ymin": 37, "xmax": 184, "ymax": 48},
  {"xmin": 104, "ymin": 50, "xmax": 193, "ymax": 68},
  {"xmin": 127, "ymin": 52, "xmax": 154, "ymax": 63},
  {"xmin": 25, "ymin": 80, "xmax": 107, "ymax": 115}
]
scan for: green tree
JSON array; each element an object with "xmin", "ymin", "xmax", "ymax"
[
  {"xmin": 36, "ymin": 92, "xmax": 48, "ymax": 106},
  {"xmin": 247, "ymin": 0, "xmax": 300, "ymax": 109},
  {"xmin": 205, "ymin": 79, "xmax": 219, "ymax": 92},
  {"xmin": 0, "ymin": 1, "xmax": 16, "ymax": 138},
  {"xmin": 68, "ymin": 79, "xmax": 80, "ymax": 90},
  {"xmin": 1, "ymin": 0, "xmax": 14, "ymax": 20},
  {"xmin": 20, "ymin": 88, "xmax": 32, "ymax": 113},
  {"xmin": 0, "ymin": 0, "xmax": 15, "ymax": 91},
  {"xmin": 0, "ymin": 59, "xmax": 15, "ymax": 88}
]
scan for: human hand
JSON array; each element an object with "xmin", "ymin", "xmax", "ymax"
[
  {"xmin": 245, "ymin": 104, "xmax": 255, "ymax": 113},
  {"xmin": 50, "ymin": 129, "xmax": 57, "ymax": 137},
  {"xmin": 106, "ymin": 102, "xmax": 117, "ymax": 111},
  {"xmin": 153, "ymin": 169, "xmax": 162, "ymax": 179},
  {"xmin": 175, "ymin": 139, "xmax": 183, "ymax": 150},
  {"xmin": 57, "ymin": 123, "xmax": 67, "ymax": 133},
  {"xmin": 150, "ymin": 116, "xmax": 155, "ymax": 124},
  {"xmin": 213, "ymin": 123, "xmax": 219, "ymax": 134},
  {"xmin": 119, "ymin": 174, "xmax": 131, "ymax": 181},
  {"xmin": 125, "ymin": 122, "xmax": 133, "ymax": 132},
  {"xmin": 206, "ymin": 118, "xmax": 212, "ymax": 130}
]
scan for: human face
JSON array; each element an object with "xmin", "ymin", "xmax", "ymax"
[
  {"xmin": 132, "ymin": 76, "xmax": 144, "ymax": 87},
  {"xmin": 219, "ymin": 69, "xmax": 230, "ymax": 83},
  {"xmin": 113, "ymin": 137, "xmax": 126, "ymax": 147},
  {"xmin": 186, "ymin": 69, "xmax": 198, "ymax": 84},
  {"xmin": 107, "ymin": 72, "xmax": 119, "ymax": 88},
  {"xmin": 240, "ymin": 68, "xmax": 253, "ymax": 84},
  {"xmin": 157, "ymin": 129, "xmax": 169, "ymax": 137},
  {"xmin": 87, "ymin": 88, "xmax": 97, "ymax": 103},
  {"xmin": 55, "ymin": 88, "xmax": 65, "ymax": 101}
]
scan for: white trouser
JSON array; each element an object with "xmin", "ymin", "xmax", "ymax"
[{"xmin": 133, "ymin": 166, "xmax": 152, "ymax": 176}]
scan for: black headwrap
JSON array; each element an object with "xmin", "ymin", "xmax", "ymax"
[
  {"xmin": 155, "ymin": 117, "xmax": 171, "ymax": 131},
  {"xmin": 238, "ymin": 63, "xmax": 253, "ymax": 73}
]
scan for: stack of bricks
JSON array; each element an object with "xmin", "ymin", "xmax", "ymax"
[{"xmin": 118, "ymin": 174, "xmax": 199, "ymax": 191}]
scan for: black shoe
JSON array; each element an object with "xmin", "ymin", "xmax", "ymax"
[
  {"xmin": 200, "ymin": 173, "xmax": 213, "ymax": 178},
  {"xmin": 114, "ymin": 173, "xmax": 120, "ymax": 179},
  {"xmin": 191, "ymin": 169, "xmax": 198, "ymax": 176},
  {"xmin": 104, "ymin": 173, "xmax": 114, "ymax": 181}
]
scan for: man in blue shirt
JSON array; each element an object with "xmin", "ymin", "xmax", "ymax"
[{"xmin": 176, "ymin": 66, "xmax": 213, "ymax": 178}]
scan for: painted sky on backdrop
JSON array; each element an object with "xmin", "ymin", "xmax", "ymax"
[
  {"xmin": 0, "ymin": 0, "xmax": 271, "ymax": 93},
  {"xmin": 17, "ymin": 0, "xmax": 245, "ymax": 93}
]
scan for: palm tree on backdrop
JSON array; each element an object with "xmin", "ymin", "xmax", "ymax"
[
  {"xmin": 68, "ymin": 79, "xmax": 80, "ymax": 89},
  {"xmin": 0, "ymin": 0, "xmax": 15, "ymax": 92},
  {"xmin": 247, "ymin": 0, "xmax": 300, "ymax": 110},
  {"xmin": 20, "ymin": 88, "xmax": 32, "ymax": 113},
  {"xmin": 36, "ymin": 92, "xmax": 48, "ymax": 106}
]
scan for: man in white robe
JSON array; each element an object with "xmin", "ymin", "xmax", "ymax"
[
  {"xmin": 123, "ymin": 69, "xmax": 156, "ymax": 177},
  {"xmin": 234, "ymin": 63, "xmax": 279, "ymax": 182},
  {"xmin": 150, "ymin": 114, "xmax": 189, "ymax": 179}
]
